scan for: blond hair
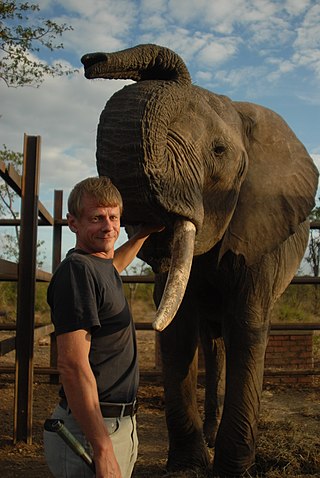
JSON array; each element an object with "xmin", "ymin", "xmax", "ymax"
[{"xmin": 68, "ymin": 176, "xmax": 123, "ymax": 218}]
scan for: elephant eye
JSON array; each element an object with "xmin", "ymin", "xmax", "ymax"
[{"xmin": 213, "ymin": 144, "xmax": 226, "ymax": 156}]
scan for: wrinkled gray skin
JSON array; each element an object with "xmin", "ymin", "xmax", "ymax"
[{"xmin": 81, "ymin": 44, "xmax": 318, "ymax": 477}]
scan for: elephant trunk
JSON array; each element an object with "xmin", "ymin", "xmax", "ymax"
[
  {"xmin": 82, "ymin": 45, "xmax": 200, "ymax": 226},
  {"xmin": 153, "ymin": 219, "xmax": 196, "ymax": 332},
  {"xmin": 82, "ymin": 44, "xmax": 199, "ymax": 330},
  {"xmin": 81, "ymin": 44, "xmax": 191, "ymax": 83}
]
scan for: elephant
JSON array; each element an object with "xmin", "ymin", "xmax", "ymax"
[{"xmin": 81, "ymin": 44, "xmax": 318, "ymax": 477}]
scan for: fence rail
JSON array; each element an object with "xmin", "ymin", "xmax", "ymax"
[{"xmin": 0, "ymin": 324, "xmax": 54, "ymax": 356}]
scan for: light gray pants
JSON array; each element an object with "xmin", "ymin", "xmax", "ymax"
[{"xmin": 44, "ymin": 404, "xmax": 138, "ymax": 478}]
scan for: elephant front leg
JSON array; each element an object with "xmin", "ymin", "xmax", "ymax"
[
  {"xmin": 200, "ymin": 333, "xmax": 226, "ymax": 448},
  {"xmin": 213, "ymin": 320, "xmax": 269, "ymax": 477},
  {"xmin": 160, "ymin": 317, "xmax": 210, "ymax": 472}
]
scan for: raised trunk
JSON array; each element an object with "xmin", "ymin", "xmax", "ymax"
[
  {"xmin": 82, "ymin": 44, "xmax": 200, "ymax": 328},
  {"xmin": 81, "ymin": 44, "xmax": 191, "ymax": 83},
  {"xmin": 82, "ymin": 45, "xmax": 203, "ymax": 227}
]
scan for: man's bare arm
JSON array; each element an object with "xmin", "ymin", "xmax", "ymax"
[{"xmin": 113, "ymin": 224, "xmax": 164, "ymax": 273}]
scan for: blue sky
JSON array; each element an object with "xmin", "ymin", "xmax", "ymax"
[{"xmin": 1, "ymin": 0, "xmax": 320, "ymax": 271}]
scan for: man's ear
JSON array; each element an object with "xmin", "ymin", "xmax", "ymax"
[{"xmin": 67, "ymin": 213, "xmax": 78, "ymax": 233}]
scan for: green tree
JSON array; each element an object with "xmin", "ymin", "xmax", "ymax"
[
  {"xmin": 0, "ymin": 1, "xmax": 76, "ymax": 265},
  {"xmin": 123, "ymin": 261, "xmax": 153, "ymax": 311},
  {"xmin": 0, "ymin": 1, "xmax": 77, "ymax": 87},
  {"xmin": 0, "ymin": 145, "xmax": 22, "ymax": 240},
  {"xmin": 304, "ymin": 203, "xmax": 320, "ymax": 314},
  {"xmin": 306, "ymin": 204, "xmax": 320, "ymax": 277}
]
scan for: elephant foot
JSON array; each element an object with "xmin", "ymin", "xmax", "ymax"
[
  {"xmin": 167, "ymin": 441, "xmax": 210, "ymax": 472},
  {"xmin": 213, "ymin": 450, "xmax": 255, "ymax": 478}
]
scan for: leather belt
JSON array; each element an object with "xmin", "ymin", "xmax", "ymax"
[{"xmin": 59, "ymin": 397, "xmax": 137, "ymax": 418}]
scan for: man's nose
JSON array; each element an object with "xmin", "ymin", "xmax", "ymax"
[{"xmin": 101, "ymin": 217, "xmax": 113, "ymax": 230}]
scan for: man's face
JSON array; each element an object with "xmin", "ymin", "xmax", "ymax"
[{"xmin": 67, "ymin": 193, "xmax": 121, "ymax": 258}]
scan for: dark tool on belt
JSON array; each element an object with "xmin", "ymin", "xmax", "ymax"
[{"xmin": 44, "ymin": 418, "xmax": 95, "ymax": 473}]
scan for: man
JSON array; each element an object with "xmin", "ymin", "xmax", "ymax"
[{"xmin": 44, "ymin": 176, "xmax": 162, "ymax": 478}]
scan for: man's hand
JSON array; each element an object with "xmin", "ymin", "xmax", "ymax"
[
  {"xmin": 93, "ymin": 438, "xmax": 122, "ymax": 478},
  {"xmin": 113, "ymin": 224, "xmax": 165, "ymax": 273},
  {"xmin": 134, "ymin": 223, "xmax": 165, "ymax": 239}
]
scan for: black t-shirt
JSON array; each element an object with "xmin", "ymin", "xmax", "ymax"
[{"xmin": 47, "ymin": 249, "xmax": 139, "ymax": 403}]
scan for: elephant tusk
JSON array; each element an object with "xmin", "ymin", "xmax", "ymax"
[{"xmin": 152, "ymin": 219, "xmax": 196, "ymax": 332}]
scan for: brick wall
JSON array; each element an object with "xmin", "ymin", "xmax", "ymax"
[
  {"xmin": 155, "ymin": 330, "xmax": 315, "ymax": 387},
  {"xmin": 264, "ymin": 330, "xmax": 314, "ymax": 387}
]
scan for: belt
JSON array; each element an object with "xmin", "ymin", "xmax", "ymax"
[{"xmin": 59, "ymin": 397, "xmax": 137, "ymax": 418}]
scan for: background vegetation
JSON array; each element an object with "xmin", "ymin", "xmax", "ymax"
[{"xmin": 0, "ymin": 271, "xmax": 319, "ymax": 325}]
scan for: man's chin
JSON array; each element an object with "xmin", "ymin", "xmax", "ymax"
[{"xmin": 96, "ymin": 239, "xmax": 116, "ymax": 254}]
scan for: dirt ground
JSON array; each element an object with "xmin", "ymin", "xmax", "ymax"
[{"xmin": 0, "ymin": 332, "xmax": 320, "ymax": 477}]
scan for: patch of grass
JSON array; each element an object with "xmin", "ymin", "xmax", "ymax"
[
  {"xmin": 314, "ymin": 333, "xmax": 320, "ymax": 361},
  {"xmin": 255, "ymin": 418, "xmax": 320, "ymax": 476},
  {"xmin": 0, "ymin": 281, "xmax": 50, "ymax": 325}
]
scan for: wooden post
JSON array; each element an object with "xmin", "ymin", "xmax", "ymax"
[
  {"xmin": 52, "ymin": 190, "xmax": 63, "ymax": 272},
  {"xmin": 13, "ymin": 135, "xmax": 41, "ymax": 444},
  {"xmin": 49, "ymin": 190, "xmax": 63, "ymax": 383}
]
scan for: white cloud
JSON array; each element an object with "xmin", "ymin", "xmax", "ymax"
[
  {"xmin": 290, "ymin": 4, "xmax": 320, "ymax": 78},
  {"xmin": 1, "ymin": 0, "xmax": 319, "ymax": 272},
  {"xmin": 264, "ymin": 58, "xmax": 296, "ymax": 82},
  {"xmin": 167, "ymin": 0, "xmax": 208, "ymax": 27},
  {"xmin": 249, "ymin": 18, "xmax": 292, "ymax": 47},
  {"xmin": 139, "ymin": 14, "xmax": 168, "ymax": 32},
  {"xmin": 197, "ymin": 38, "xmax": 239, "ymax": 65},
  {"xmin": 212, "ymin": 65, "xmax": 266, "ymax": 91},
  {"xmin": 195, "ymin": 70, "xmax": 213, "ymax": 83},
  {"xmin": 43, "ymin": 0, "xmax": 138, "ymax": 62},
  {"xmin": 284, "ymin": 0, "xmax": 312, "ymax": 16},
  {"xmin": 54, "ymin": 0, "xmax": 135, "ymax": 19},
  {"xmin": 141, "ymin": 0, "xmax": 167, "ymax": 14},
  {"xmin": 138, "ymin": 29, "xmax": 209, "ymax": 65},
  {"xmin": 0, "ymin": 70, "xmax": 132, "ymax": 199},
  {"xmin": 311, "ymin": 154, "xmax": 320, "ymax": 173},
  {"xmin": 1, "ymin": 0, "xmax": 319, "ymax": 210},
  {"xmin": 166, "ymin": 0, "xmax": 278, "ymax": 35},
  {"xmin": 294, "ymin": 3, "xmax": 320, "ymax": 49}
]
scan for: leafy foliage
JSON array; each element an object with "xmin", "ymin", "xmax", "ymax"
[
  {"xmin": 272, "ymin": 284, "xmax": 319, "ymax": 322},
  {"xmin": 0, "ymin": 1, "xmax": 77, "ymax": 87},
  {"xmin": 123, "ymin": 262, "xmax": 154, "ymax": 312},
  {"xmin": 306, "ymin": 203, "xmax": 320, "ymax": 277},
  {"xmin": 0, "ymin": 145, "xmax": 22, "ymax": 236},
  {"xmin": 0, "ymin": 1, "xmax": 75, "ymax": 261},
  {"xmin": 0, "ymin": 281, "xmax": 50, "ymax": 322},
  {"xmin": 0, "ymin": 146, "xmax": 22, "ymax": 262}
]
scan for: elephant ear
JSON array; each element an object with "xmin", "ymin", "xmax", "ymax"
[{"xmin": 219, "ymin": 101, "xmax": 319, "ymax": 265}]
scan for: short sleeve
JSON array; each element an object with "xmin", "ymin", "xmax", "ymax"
[{"xmin": 47, "ymin": 258, "xmax": 101, "ymax": 335}]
